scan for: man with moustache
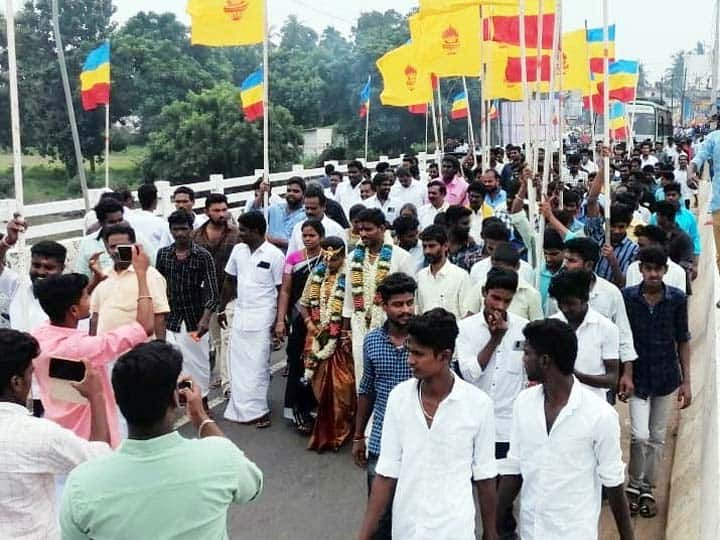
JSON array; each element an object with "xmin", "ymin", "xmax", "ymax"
[{"xmin": 267, "ymin": 177, "xmax": 307, "ymax": 253}]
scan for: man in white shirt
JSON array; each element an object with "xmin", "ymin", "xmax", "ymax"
[
  {"xmin": 580, "ymin": 148, "xmax": 599, "ymax": 175},
  {"xmin": 324, "ymin": 170, "xmax": 343, "ymax": 201},
  {"xmin": 219, "ymin": 212, "xmax": 284, "ymax": 427},
  {"xmin": 415, "ymin": 225, "xmax": 471, "ymax": 319},
  {"xmin": 549, "ymin": 269, "xmax": 620, "ymax": 401},
  {"xmin": 124, "ymin": 183, "xmax": 167, "ymax": 251},
  {"xmin": 673, "ymin": 153, "xmax": 694, "ymax": 207},
  {"xmin": 497, "ymin": 318, "xmax": 633, "ymax": 540},
  {"xmin": 358, "ymin": 309, "xmax": 497, "ymax": 540},
  {"xmin": 394, "ymin": 216, "xmax": 425, "ymax": 273},
  {"xmin": 418, "ymin": 180, "xmax": 449, "ymax": 230},
  {"xmin": 639, "ymin": 141, "xmax": 659, "ymax": 168},
  {"xmin": 364, "ymin": 173, "xmax": 400, "ymax": 225},
  {"xmin": 457, "ymin": 267, "xmax": 528, "ymax": 464},
  {"xmin": 625, "ymin": 225, "xmax": 686, "ymax": 292},
  {"xmin": 335, "ymin": 160, "xmax": 365, "ymax": 213},
  {"xmin": 287, "ymin": 186, "xmax": 345, "ymax": 254},
  {"xmin": 390, "ymin": 167, "xmax": 427, "ymax": 210},
  {"xmin": 470, "ymin": 222, "xmax": 535, "ymax": 285},
  {"xmin": 463, "ymin": 243, "xmax": 543, "ymax": 321},
  {"xmin": 0, "ymin": 329, "xmax": 111, "ymax": 540}
]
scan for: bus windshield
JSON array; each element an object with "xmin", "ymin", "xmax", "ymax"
[{"xmin": 633, "ymin": 113, "xmax": 656, "ymax": 138}]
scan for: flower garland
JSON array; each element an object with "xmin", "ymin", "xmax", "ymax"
[
  {"xmin": 350, "ymin": 243, "xmax": 393, "ymax": 326},
  {"xmin": 302, "ymin": 263, "xmax": 346, "ymax": 383}
]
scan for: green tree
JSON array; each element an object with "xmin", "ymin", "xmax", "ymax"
[{"xmin": 142, "ymin": 83, "xmax": 303, "ymax": 182}]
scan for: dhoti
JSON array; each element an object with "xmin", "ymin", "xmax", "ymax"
[
  {"xmin": 224, "ymin": 325, "xmax": 271, "ymax": 422},
  {"xmin": 167, "ymin": 322, "xmax": 211, "ymax": 397}
]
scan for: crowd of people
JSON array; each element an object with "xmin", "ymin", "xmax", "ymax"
[{"xmin": 0, "ymin": 132, "xmax": 713, "ymax": 539}]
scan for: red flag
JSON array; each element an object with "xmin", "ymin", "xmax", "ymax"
[
  {"xmin": 408, "ymin": 104, "xmax": 429, "ymax": 114},
  {"xmin": 484, "ymin": 14, "xmax": 556, "ymax": 49},
  {"xmin": 582, "ymin": 93, "xmax": 605, "ymax": 114},
  {"xmin": 505, "ymin": 55, "xmax": 551, "ymax": 83}
]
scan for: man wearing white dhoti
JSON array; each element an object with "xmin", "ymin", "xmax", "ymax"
[
  {"xmin": 342, "ymin": 208, "xmax": 416, "ymax": 387},
  {"xmin": 220, "ymin": 211, "xmax": 284, "ymax": 427},
  {"xmin": 156, "ymin": 211, "xmax": 219, "ymax": 410}
]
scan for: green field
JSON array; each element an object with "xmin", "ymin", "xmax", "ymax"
[{"xmin": 0, "ymin": 146, "xmax": 145, "ymax": 204}]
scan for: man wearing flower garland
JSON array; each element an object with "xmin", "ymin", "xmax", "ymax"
[{"xmin": 342, "ymin": 209, "xmax": 417, "ymax": 385}]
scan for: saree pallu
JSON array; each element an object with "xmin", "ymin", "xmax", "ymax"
[{"xmin": 306, "ymin": 336, "xmax": 356, "ymax": 452}]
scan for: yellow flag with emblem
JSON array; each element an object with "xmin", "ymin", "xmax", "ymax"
[
  {"xmin": 560, "ymin": 29, "xmax": 590, "ymax": 92},
  {"xmin": 187, "ymin": 0, "xmax": 264, "ymax": 46},
  {"xmin": 410, "ymin": 4, "xmax": 482, "ymax": 77},
  {"xmin": 377, "ymin": 43, "xmax": 434, "ymax": 107}
]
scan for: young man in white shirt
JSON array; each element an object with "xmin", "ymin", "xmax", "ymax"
[
  {"xmin": 0, "ymin": 329, "xmax": 111, "ymax": 540},
  {"xmin": 335, "ymin": 160, "xmax": 365, "ymax": 213},
  {"xmin": 625, "ymin": 225, "xmax": 687, "ymax": 292},
  {"xmin": 418, "ymin": 181, "xmax": 449, "ymax": 230},
  {"xmin": 457, "ymin": 267, "xmax": 528, "ymax": 464},
  {"xmin": 415, "ymin": 225, "xmax": 471, "ymax": 319},
  {"xmin": 497, "ymin": 318, "xmax": 633, "ymax": 540},
  {"xmin": 549, "ymin": 269, "xmax": 620, "ymax": 401},
  {"xmin": 394, "ymin": 216, "xmax": 425, "ymax": 274},
  {"xmin": 364, "ymin": 173, "xmax": 399, "ymax": 225},
  {"xmin": 390, "ymin": 167, "xmax": 427, "ymax": 210},
  {"xmin": 639, "ymin": 141, "xmax": 658, "ymax": 168},
  {"xmin": 124, "ymin": 183, "xmax": 167, "ymax": 252},
  {"xmin": 358, "ymin": 308, "xmax": 497, "ymax": 540}
]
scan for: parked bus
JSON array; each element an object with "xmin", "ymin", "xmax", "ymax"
[{"xmin": 627, "ymin": 99, "xmax": 673, "ymax": 143}]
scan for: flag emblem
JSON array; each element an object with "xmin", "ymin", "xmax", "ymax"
[
  {"xmin": 441, "ymin": 26, "xmax": 460, "ymax": 55},
  {"xmin": 405, "ymin": 65, "xmax": 418, "ymax": 91},
  {"xmin": 224, "ymin": 0, "xmax": 248, "ymax": 21}
]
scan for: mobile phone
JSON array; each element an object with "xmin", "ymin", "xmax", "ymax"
[
  {"xmin": 177, "ymin": 380, "xmax": 193, "ymax": 406},
  {"xmin": 117, "ymin": 245, "xmax": 133, "ymax": 263},
  {"xmin": 49, "ymin": 357, "xmax": 86, "ymax": 382}
]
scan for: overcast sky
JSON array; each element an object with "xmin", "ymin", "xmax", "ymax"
[{"xmin": 114, "ymin": 0, "xmax": 717, "ymax": 83}]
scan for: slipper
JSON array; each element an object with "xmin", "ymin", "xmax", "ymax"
[
  {"xmin": 255, "ymin": 416, "xmax": 272, "ymax": 429},
  {"xmin": 638, "ymin": 492, "xmax": 657, "ymax": 518},
  {"xmin": 625, "ymin": 486, "xmax": 641, "ymax": 516}
]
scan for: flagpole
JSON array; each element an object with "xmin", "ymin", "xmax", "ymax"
[
  {"xmin": 431, "ymin": 95, "xmax": 440, "ymax": 156},
  {"xmin": 602, "ymin": 0, "xmax": 611, "ymax": 246},
  {"xmin": 364, "ymin": 75, "xmax": 371, "ymax": 162},
  {"xmin": 462, "ymin": 77, "xmax": 477, "ymax": 168},
  {"xmin": 532, "ymin": 0, "xmax": 544, "ymax": 175},
  {"xmin": 584, "ymin": 20, "xmax": 596, "ymax": 149},
  {"xmin": 479, "ymin": 4, "xmax": 488, "ymax": 167},
  {"xmin": 425, "ymin": 105, "xmax": 429, "ymax": 154},
  {"xmin": 262, "ymin": 0, "xmax": 270, "ymax": 219},
  {"xmin": 543, "ymin": 0, "xmax": 560, "ymax": 196},
  {"xmin": 104, "ymin": 104, "xmax": 110, "ymax": 189},
  {"xmin": 437, "ymin": 83, "xmax": 445, "ymax": 154},
  {"xmin": 556, "ymin": 0, "xmax": 564, "ymax": 175},
  {"xmin": 628, "ymin": 61, "xmax": 640, "ymax": 145},
  {"xmin": 51, "ymin": 0, "xmax": 90, "ymax": 211}
]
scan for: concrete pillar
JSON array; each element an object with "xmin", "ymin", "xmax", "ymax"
[
  {"xmin": 210, "ymin": 174, "xmax": 224, "ymax": 195},
  {"xmin": 155, "ymin": 180, "xmax": 173, "ymax": 218}
]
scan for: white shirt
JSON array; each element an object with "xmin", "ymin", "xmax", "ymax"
[
  {"xmin": 561, "ymin": 168, "xmax": 588, "ymax": 187},
  {"xmin": 390, "ymin": 180, "xmax": 427, "ymax": 210},
  {"xmin": 634, "ymin": 206, "xmax": 651, "ymax": 223},
  {"xmin": 287, "ymin": 214, "xmax": 345, "ymax": 255},
  {"xmin": 469, "ymin": 257, "xmax": 535, "ymax": 286},
  {"xmin": 502, "ymin": 380, "xmax": 626, "ymax": 540},
  {"xmin": 418, "ymin": 202, "xmax": 448, "ymax": 230},
  {"xmin": 376, "ymin": 376, "xmax": 497, "ymax": 540},
  {"xmin": 673, "ymin": 167, "xmax": 693, "ymax": 200},
  {"xmin": 0, "ymin": 402, "xmax": 109, "ymax": 540},
  {"xmin": 581, "ymin": 160, "xmax": 598, "ymax": 175},
  {"xmin": 124, "ymin": 209, "xmax": 167, "ymax": 251},
  {"xmin": 224, "ymin": 241, "xmax": 284, "ymax": 331},
  {"xmin": 335, "ymin": 180, "xmax": 363, "ymax": 213},
  {"xmin": 462, "ymin": 277, "xmax": 543, "ymax": 321},
  {"xmin": 640, "ymin": 154, "xmax": 659, "ymax": 167},
  {"xmin": 456, "ymin": 311, "xmax": 529, "ymax": 442},
  {"xmin": 159, "ymin": 213, "xmax": 209, "ymax": 248},
  {"xmin": 403, "ymin": 241, "xmax": 425, "ymax": 274},
  {"xmin": 551, "ymin": 308, "xmax": 619, "ymax": 400},
  {"xmin": 416, "ymin": 260, "xmax": 472, "ymax": 320},
  {"xmin": 588, "ymin": 275, "xmax": 637, "ymax": 362},
  {"xmin": 363, "ymin": 195, "xmax": 400, "ymax": 225},
  {"xmin": 324, "ymin": 187, "xmax": 337, "ymax": 201},
  {"xmin": 625, "ymin": 260, "xmax": 687, "ymax": 293}
]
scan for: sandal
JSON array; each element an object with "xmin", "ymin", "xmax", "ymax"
[
  {"xmin": 255, "ymin": 415, "xmax": 272, "ymax": 429},
  {"xmin": 638, "ymin": 492, "xmax": 657, "ymax": 518},
  {"xmin": 625, "ymin": 486, "xmax": 641, "ymax": 516}
]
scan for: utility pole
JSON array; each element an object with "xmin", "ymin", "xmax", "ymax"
[
  {"xmin": 712, "ymin": 0, "xmax": 720, "ymax": 114},
  {"xmin": 680, "ymin": 66, "xmax": 688, "ymax": 125}
]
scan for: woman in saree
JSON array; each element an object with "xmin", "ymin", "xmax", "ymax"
[
  {"xmin": 299, "ymin": 236, "xmax": 356, "ymax": 452},
  {"xmin": 275, "ymin": 219, "xmax": 325, "ymax": 434}
]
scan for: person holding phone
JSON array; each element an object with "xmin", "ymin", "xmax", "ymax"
[
  {"xmin": 0, "ymin": 329, "xmax": 110, "ymax": 539},
  {"xmin": 60, "ymin": 341, "xmax": 262, "ymax": 540},
  {"xmin": 31, "ymin": 245, "xmax": 155, "ymax": 448}
]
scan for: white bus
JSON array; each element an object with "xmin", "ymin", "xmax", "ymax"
[{"xmin": 627, "ymin": 100, "xmax": 673, "ymax": 143}]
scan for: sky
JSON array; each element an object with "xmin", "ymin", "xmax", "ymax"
[{"xmin": 114, "ymin": 0, "xmax": 717, "ymax": 83}]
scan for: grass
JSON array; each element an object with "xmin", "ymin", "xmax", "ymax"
[{"xmin": 0, "ymin": 146, "xmax": 146, "ymax": 204}]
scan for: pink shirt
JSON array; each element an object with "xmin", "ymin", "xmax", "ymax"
[
  {"xmin": 444, "ymin": 175, "xmax": 469, "ymax": 206},
  {"xmin": 32, "ymin": 321, "xmax": 148, "ymax": 448}
]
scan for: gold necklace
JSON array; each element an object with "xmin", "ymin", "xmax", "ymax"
[{"xmin": 418, "ymin": 381, "xmax": 434, "ymax": 420}]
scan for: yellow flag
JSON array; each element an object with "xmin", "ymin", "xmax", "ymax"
[
  {"xmin": 410, "ymin": 5, "xmax": 482, "ymax": 77},
  {"xmin": 187, "ymin": 0, "xmax": 264, "ymax": 46},
  {"xmin": 377, "ymin": 44, "xmax": 434, "ymax": 107},
  {"xmin": 485, "ymin": 42, "xmax": 551, "ymax": 101},
  {"xmin": 560, "ymin": 29, "xmax": 590, "ymax": 92},
  {"xmin": 419, "ymin": 0, "xmax": 519, "ymax": 11}
]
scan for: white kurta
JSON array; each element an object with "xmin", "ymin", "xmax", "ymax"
[{"xmin": 342, "ymin": 245, "xmax": 416, "ymax": 388}]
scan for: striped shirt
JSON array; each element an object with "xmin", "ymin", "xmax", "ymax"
[
  {"xmin": 586, "ymin": 216, "xmax": 639, "ymax": 284},
  {"xmin": 359, "ymin": 324, "xmax": 412, "ymax": 456}
]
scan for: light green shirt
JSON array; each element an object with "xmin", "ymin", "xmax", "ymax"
[{"xmin": 60, "ymin": 432, "xmax": 263, "ymax": 540}]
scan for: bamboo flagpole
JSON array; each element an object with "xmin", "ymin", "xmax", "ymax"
[
  {"xmin": 584, "ymin": 20, "xmax": 596, "ymax": 148},
  {"xmin": 462, "ymin": 77, "xmax": 477, "ymax": 168},
  {"xmin": 363, "ymin": 75, "xmax": 371, "ymax": 163},
  {"xmin": 532, "ymin": 0, "xmax": 544, "ymax": 175},
  {"xmin": 602, "ymin": 0, "xmax": 611, "ymax": 246},
  {"xmin": 437, "ymin": 83, "xmax": 445, "ymax": 154},
  {"xmin": 52, "ymin": 0, "xmax": 90, "ymax": 211},
  {"xmin": 262, "ymin": 0, "xmax": 270, "ymax": 219},
  {"xmin": 425, "ymin": 104, "xmax": 429, "ymax": 153},
  {"xmin": 628, "ymin": 61, "xmax": 640, "ymax": 145},
  {"xmin": 104, "ymin": 103, "xmax": 110, "ymax": 189},
  {"xmin": 431, "ymin": 95, "xmax": 440, "ymax": 157},
  {"xmin": 543, "ymin": 0, "xmax": 561, "ymax": 196}
]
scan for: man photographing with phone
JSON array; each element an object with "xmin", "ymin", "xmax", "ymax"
[
  {"xmin": 60, "ymin": 341, "xmax": 263, "ymax": 539},
  {"xmin": 32, "ymin": 244, "xmax": 156, "ymax": 447},
  {"xmin": 0, "ymin": 329, "xmax": 111, "ymax": 539}
]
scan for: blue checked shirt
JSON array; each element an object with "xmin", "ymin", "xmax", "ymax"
[
  {"xmin": 586, "ymin": 216, "xmax": 639, "ymax": 283},
  {"xmin": 359, "ymin": 325, "xmax": 412, "ymax": 456},
  {"xmin": 623, "ymin": 284, "xmax": 690, "ymax": 399}
]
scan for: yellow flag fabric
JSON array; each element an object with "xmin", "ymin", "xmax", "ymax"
[
  {"xmin": 485, "ymin": 42, "xmax": 549, "ymax": 101},
  {"xmin": 560, "ymin": 29, "xmax": 590, "ymax": 92},
  {"xmin": 419, "ymin": 0, "xmax": 519, "ymax": 11},
  {"xmin": 410, "ymin": 4, "xmax": 482, "ymax": 77},
  {"xmin": 377, "ymin": 44, "xmax": 434, "ymax": 107},
  {"xmin": 484, "ymin": 0, "xmax": 555, "ymax": 16},
  {"xmin": 187, "ymin": 0, "xmax": 264, "ymax": 46}
]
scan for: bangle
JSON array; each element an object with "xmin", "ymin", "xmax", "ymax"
[
  {"xmin": 198, "ymin": 418, "xmax": 216, "ymax": 438},
  {"xmin": 352, "ymin": 436, "xmax": 366, "ymax": 442},
  {"xmin": 137, "ymin": 296, "xmax": 152, "ymax": 301}
]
